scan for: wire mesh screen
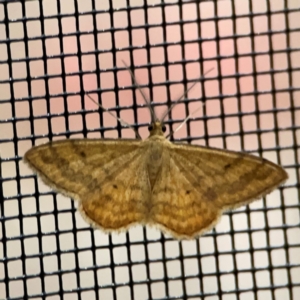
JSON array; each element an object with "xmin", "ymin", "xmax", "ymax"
[{"xmin": 0, "ymin": 0, "xmax": 299, "ymax": 299}]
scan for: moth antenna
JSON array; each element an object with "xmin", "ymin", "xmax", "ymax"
[
  {"xmin": 85, "ymin": 93, "xmax": 142, "ymax": 139},
  {"xmin": 160, "ymin": 67, "xmax": 214, "ymax": 122},
  {"xmin": 122, "ymin": 60, "xmax": 157, "ymax": 123},
  {"xmin": 165, "ymin": 104, "xmax": 204, "ymax": 139}
]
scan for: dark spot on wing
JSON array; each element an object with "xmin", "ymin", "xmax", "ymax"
[
  {"xmin": 113, "ymin": 184, "xmax": 118, "ymax": 189},
  {"xmin": 224, "ymin": 163, "xmax": 231, "ymax": 170},
  {"xmin": 79, "ymin": 151, "xmax": 86, "ymax": 158}
]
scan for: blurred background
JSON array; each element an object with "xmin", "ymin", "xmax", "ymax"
[{"xmin": 0, "ymin": 0, "xmax": 299, "ymax": 299}]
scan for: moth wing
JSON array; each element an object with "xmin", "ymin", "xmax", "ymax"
[
  {"xmin": 150, "ymin": 144, "xmax": 287, "ymax": 239},
  {"xmin": 25, "ymin": 139, "xmax": 151, "ymax": 230},
  {"xmin": 24, "ymin": 139, "xmax": 142, "ymax": 199}
]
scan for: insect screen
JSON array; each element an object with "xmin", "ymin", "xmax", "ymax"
[{"xmin": 0, "ymin": 1, "xmax": 299, "ymax": 300}]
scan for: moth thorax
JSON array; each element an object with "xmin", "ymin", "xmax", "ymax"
[{"xmin": 147, "ymin": 142, "xmax": 163, "ymax": 190}]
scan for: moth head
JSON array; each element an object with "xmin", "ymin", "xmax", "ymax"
[{"xmin": 148, "ymin": 122, "xmax": 167, "ymax": 137}]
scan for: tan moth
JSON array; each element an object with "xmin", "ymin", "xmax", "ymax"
[{"xmin": 24, "ymin": 66, "xmax": 287, "ymax": 239}]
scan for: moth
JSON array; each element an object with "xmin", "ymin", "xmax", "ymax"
[{"xmin": 24, "ymin": 67, "xmax": 288, "ymax": 239}]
